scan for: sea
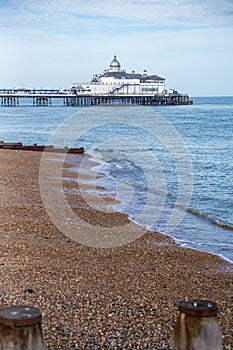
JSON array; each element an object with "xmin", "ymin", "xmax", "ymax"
[{"xmin": 0, "ymin": 96, "xmax": 232, "ymax": 265}]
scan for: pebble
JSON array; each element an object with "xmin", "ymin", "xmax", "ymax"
[{"xmin": 0, "ymin": 150, "xmax": 232, "ymax": 349}]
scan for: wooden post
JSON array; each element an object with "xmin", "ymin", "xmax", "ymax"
[
  {"xmin": 0, "ymin": 306, "xmax": 47, "ymax": 350},
  {"xmin": 174, "ymin": 300, "xmax": 222, "ymax": 350}
]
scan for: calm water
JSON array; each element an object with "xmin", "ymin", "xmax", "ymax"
[{"xmin": 0, "ymin": 97, "xmax": 232, "ymax": 264}]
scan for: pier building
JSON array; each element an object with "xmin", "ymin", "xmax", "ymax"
[
  {"xmin": 0, "ymin": 55, "xmax": 193, "ymax": 107},
  {"xmin": 71, "ymin": 55, "xmax": 166, "ymax": 95}
]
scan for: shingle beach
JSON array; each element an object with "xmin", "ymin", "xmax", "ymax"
[{"xmin": 0, "ymin": 149, "xmax": 232, "ymax": 349}]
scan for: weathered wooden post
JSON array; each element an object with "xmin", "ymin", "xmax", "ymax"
[
  {"xmin": 174, "ymin": 299, "xmax": 222, "ymax": 350},
  {"xmin": 0, "ymin": 306, "xmax": 47, "ymax": 350}
]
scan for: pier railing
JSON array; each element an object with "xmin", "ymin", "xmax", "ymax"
[{"xmin": 0, "ymin": 92, "xmax": 193, "ymax": 107}]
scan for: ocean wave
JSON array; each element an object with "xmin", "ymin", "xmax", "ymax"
[
  {"xmin": 174, "ymin": 238, "xmax": 233, "ymax": 266},
  {"xmin": 187, "ymin": 207, "xmax": 233, "ymax": 231},
  {"xmin": 75, "ymin": 151, "xmax": 233, "ymax": 235},
  {"xmin": 0, "ymin": 112, "xmax": 25, "ymax": 117}
]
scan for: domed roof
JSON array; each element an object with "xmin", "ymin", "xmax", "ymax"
[{"xmin": 109, "ymin": 55, "xmax": 121, "ymax": 72}]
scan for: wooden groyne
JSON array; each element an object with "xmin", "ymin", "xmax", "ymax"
[
  {"xmin": 0, "ymin": 92, "xmax": 193, "ymax": 107},
  {"xmin": 0, "ymin": 141, "xmax": 84, "ymax": 154},
  {"xmin": 1, "ymin": 300, "xmax": 223, "ymax": 350},
  {"xmin": 0, "ymin": 306, "xmax": 47, "ymax": 350}
]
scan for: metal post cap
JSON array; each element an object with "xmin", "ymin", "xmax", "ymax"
[
  {"xmin": 0, "ymin": 306, "xmax": 42, "ymax": 327},
  {"xmin": 178, "ymin": 300, "xmax": 219, "ymax": 317}
]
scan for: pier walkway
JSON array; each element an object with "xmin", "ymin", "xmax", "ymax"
[{"xmin": 0, "ymin": 92, "xmax": 193, "ymax": 107}]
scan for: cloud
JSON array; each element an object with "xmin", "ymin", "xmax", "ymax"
[
  {"xmin": 9, "ymin": 0, "xmax": 233, "ymax": 27},
  {"xmin": 1, "ymin": 0, "xmax": 232, "ymax": 43},
  {"xmin": 1, "ymin": 0, "xmax": 233, "ymax": 95}
]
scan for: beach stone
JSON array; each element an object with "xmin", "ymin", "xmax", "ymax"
[{"xmin": 0, "ymin": 150, "xmax": 232, "ymax": 349}]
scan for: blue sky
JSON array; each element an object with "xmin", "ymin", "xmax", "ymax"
[{"xmin": 1, "ymin": 0, "xmax": 233, "ymax": 96}]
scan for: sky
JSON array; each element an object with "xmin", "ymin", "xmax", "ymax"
[{"xmin": 1, "ymin": 0, "xmax": 233, "ymax": 96}]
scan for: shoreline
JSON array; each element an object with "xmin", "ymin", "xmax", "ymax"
[
  {"xmin": 0, "ymin": 149, "xmax": 232, "ymax": 349},
  {"xmin": 66, "ymin": 152, "xmax": 233, "ymax": 267}
]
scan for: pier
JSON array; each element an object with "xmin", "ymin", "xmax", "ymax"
[{"xmin": 0, "ymin": 91, "xmax": 193, "ymax": 107}]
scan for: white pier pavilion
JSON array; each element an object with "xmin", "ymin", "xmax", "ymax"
[{"xmin": 71, "ymin": 55, "xmax": 166, "ymax": 95}]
